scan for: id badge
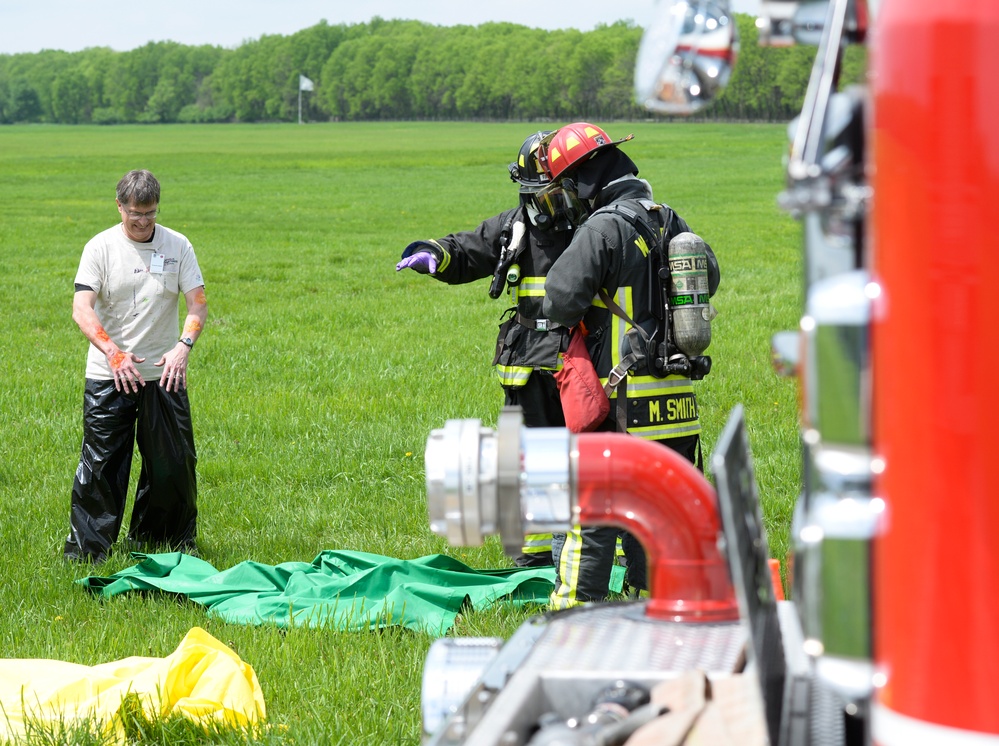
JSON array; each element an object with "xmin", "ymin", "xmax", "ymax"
[{"xmin": 150, "ymin": 253, "xmax": 165, "ymax": 274}]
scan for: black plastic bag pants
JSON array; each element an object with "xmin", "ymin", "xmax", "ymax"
[{"xmin": 64, "ymin": 378, "xmax": 198, "ymax": 562}]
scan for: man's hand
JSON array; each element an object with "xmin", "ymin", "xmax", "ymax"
[
  {"xmin": 155, "ymin": 343, "xmax": 190, "ymax": 392},
  {"xmin": 395, "ymin": 251, "xmax": 438, "ymax": 274},
  {"xmin": 108, "ymin": 349, "xmax": 146, "ymax": 393}
]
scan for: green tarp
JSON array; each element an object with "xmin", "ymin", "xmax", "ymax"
[{"xmin": 78, "ymin": 551, "xmax": 557, "ymax": 635}]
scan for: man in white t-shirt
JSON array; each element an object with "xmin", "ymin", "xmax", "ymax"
[{"xmin": 65, "ymin": 169, "xmax": 208, "ymax": 563}]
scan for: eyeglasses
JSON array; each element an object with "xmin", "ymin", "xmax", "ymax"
[{"xmin": 121, "ymin": 206, "xmax": 158, "ymax": 220}]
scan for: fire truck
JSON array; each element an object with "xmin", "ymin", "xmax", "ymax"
[{"xmin": 417, "ymin": 0, "xmax": 999, "ymax": 744}]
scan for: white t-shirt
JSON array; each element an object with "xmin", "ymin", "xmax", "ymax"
[{"xmin": 75, "ymin": 223, "xmax": 205, "ymax": 380}]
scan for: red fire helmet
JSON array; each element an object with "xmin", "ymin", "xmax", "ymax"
[{"xmin": 540, "ymin": 122, "xmax": 634, "ymax": 180}]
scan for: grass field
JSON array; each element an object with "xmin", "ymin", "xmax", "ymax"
[{"xmin": 0, "ymin": 121, "xmax": 801, "ymax": 744}]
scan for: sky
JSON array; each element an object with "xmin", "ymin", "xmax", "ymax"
[{"xmin": 0, "ymin": 0, "xmax": 761, "ymax": 55}]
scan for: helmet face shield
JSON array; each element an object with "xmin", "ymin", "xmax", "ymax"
[{"xmin": 533, "ymin": 178, "xmax": 589, "ymax": 232}]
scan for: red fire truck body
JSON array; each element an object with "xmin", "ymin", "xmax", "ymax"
[{"xmin": 871, "ymin": 0, "xmax": 999, "ymax": 742}]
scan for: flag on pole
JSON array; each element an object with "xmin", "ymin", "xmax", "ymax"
[{"xmin": 299, "ymin": 75, "xmax": 314, "ymax": 92}]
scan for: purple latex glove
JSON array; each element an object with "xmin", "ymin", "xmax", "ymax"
[{"xmin": 396, "ymin": 251, "xmax": 438, "ymax": 274}]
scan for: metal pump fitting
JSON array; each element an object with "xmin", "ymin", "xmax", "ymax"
[
  {"xmin": 425, "ymin": 406, "xmax": 737, "ymax": 622},
  {"xmin": 425, "ymin": 407, "xmax": 572, "ymax": 557}
]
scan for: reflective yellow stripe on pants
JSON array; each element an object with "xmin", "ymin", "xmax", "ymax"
[
  {"xmin": 521, "ymin": 532, "xmax": 552, "ymax": 555},
  {"xmin": 550, "ymin": 527, "xmax": 585, "ymax": 609},
  {"xmin": 550, "ymin": 530, "xmax": 625, "ymax": 610}
]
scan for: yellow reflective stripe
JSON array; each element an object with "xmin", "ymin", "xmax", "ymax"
[
  {"xmin": 495, "ymin": 365, "xmax": 532, "ymax": 386},
  {"xmin": 550, "ymin": 527, "xmax": 585, "ymax": 609},
  {"xmin": 496, "ymin": 363, "xmax": 562, "ymax": 386},
  {"xmin": 518, "ymin": 276, "xmax": 546, "ymax": 297},
  {"xmin": 626, "ymin": 376, "xmax": 695, "ymax": 397},
  {"xmin": 595, "ymin": 285, "xmax": 636, "ymax": 399},
  {"xmin": 496, "ymin": 365, "xmax": 534, "ymax": 386},
  {"xmin": 615, "ymin": 535, "xmax": 624, "ymax": 558},
  {"xmin": 521, "ymin": 533, "xmax": 553, "ymax": 552},
  {"xmin": 430, "ymin": 240, "xmax": 450, "ymax": 273},
  {"xmin": 635, "ymin": 234, "xmax": 650, "ymax": 257},
  {"xmin": 629, "ymin": 421, "xmax": 702, "ymax": 439},
  {"xmin": 611, "ymin": 286, "xmax": 634, "ymax": 376},
  {"xmin": 629, "ymin": 374, "xmax": 694, "ymax": 385},
  {"xmin": 600, "ymin": 376, "xmax": 695, "ymax": 395}
]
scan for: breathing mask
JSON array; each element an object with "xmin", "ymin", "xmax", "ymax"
[{"xmin": 533, "ymin": 179, "xmax": 589, "ymax": 232}]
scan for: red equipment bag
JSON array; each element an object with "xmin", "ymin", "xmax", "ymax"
[{"xmin": 554, "ymin": 325, "xmax": 610, "ymax": 433}]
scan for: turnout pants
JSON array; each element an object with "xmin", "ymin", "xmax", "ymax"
[{"xmin": 65, "ymin": 379, "xmax": 198, "ymax": 563}]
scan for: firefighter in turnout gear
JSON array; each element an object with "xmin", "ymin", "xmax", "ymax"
[
  {"xmin": 538, "ymin": 122, "xmax": 719, "ymax": 607},
  {"xmin": 396, "ymin": 131, "xmax": 578, "ymax": 567}
]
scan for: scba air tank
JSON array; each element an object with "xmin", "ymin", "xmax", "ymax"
[{"xmin": 667, "ymin": 232, "xmax": 713, "ymax": 356}]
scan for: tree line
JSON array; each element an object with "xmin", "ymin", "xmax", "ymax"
[{"xmin": 0, "ymin": 16, "xmax": 865, "ymax": 125}]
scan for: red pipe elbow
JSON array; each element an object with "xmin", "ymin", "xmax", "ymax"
[{"xmin": 575, "ymin": 432, "xmax": 739, "ymax": 622}]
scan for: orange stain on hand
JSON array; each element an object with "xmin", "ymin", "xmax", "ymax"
[
  {"xmin": 96, "ymin": 327, "xmax": 111, "ymax": 343},
  {"xmin": 184, "ymin": 319, "xmax": 203, "ymax": 334},
  {"xmin": 110, "ymin": 351, "xmax": 126, "ymax": 369}
]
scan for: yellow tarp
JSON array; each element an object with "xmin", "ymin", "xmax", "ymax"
[{"xmin": 0, "ymin": 626, "xmax": 266, "ymax": 742}]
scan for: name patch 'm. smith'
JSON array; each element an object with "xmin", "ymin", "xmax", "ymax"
[{"xmin": 630, "ymin": 392, "xmax": 698, "ymax": 428}]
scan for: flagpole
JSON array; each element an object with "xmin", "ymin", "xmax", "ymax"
[{"xmin": 298, "ymin": 75, "xmax": 313, "ymax": 124}]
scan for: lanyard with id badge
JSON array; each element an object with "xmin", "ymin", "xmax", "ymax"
[{"xmin": 149, "ymin": 252, "xmax": 176, "ymax": 297}]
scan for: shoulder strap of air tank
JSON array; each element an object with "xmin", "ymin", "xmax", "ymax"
[
  {"xmin": 594, "ymin": 199, "xmax": 671, "ymax": 255},
  {"xmin": 639, "ymin": 199, "xmax": 678, "ymax": 245},
  {"xmin": 592, "ymin": 199, "xmax": 675, "ymax": 380}
]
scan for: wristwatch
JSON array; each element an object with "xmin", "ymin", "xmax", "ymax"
[{"xmin": 180, "ymin": 337, "xmax": 195, "ymax": 348}]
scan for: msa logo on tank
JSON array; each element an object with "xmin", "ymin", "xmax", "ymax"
[{"xmin": 669, "ymin": 254, "xmax": 711, "ymax": 306}]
